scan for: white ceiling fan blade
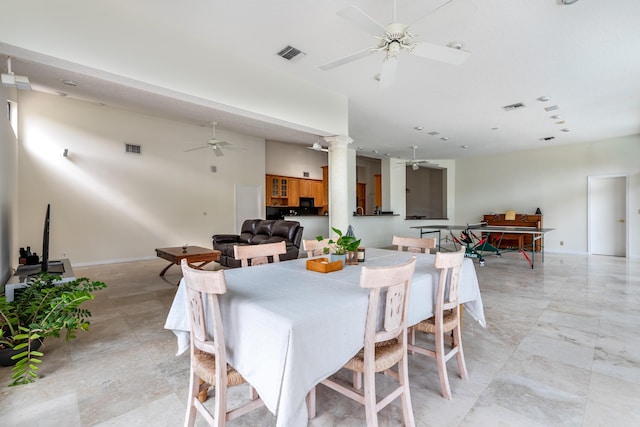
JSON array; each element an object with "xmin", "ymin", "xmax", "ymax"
[
  {"xmin": 411, "ymin": 42, "xmax": 470, "ymax": 65},
  {"xmin": 337, "ymin": 5, "xmax": 386, "ymax": 36},
  {"xmin": 379, "ymin": 56, "xmax": 398, "ymax": 89},
  {"xmin": 320, "ymin": 47, "xmax": 377, "ymax": 71},
  {"xmin": 184, "ymin": 145, "xmax": 209, "ymax": 152},
  {"xmin": 406, "ymin": 0, "xmax": 454, "ymax": 27}
]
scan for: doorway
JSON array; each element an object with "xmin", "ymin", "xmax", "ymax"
[{"xmin": 588, "ymin": 175, "xmax": 627, "ymax": 256}]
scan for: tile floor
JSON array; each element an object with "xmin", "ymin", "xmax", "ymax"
[{"xmin": 1, "ymin": 251, "xmax": 639, "ymax": 426}]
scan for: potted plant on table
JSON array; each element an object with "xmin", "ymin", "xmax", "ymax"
[
  {"xmin": 0, "ymin": 273, "xmax": 106, "ymax": 386},
  {"xmin": 318, "ymin": 227, "xmax": 361, "ymax": 265}
]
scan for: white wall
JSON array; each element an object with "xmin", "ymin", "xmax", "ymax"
[
  {"xmin": 455, "ymin": 136, "xmax": 640, "ymax": 257},
  {"xmin": 0, "ymin": 86, "xmax": 19, "ymax": 281},
  {"xmin": 17, "ymin": 91, "xmax": 266, "ymax": 265},
  {"xmin": 265, "ymin": 140, "xmax": 327, "ymax": 180}
]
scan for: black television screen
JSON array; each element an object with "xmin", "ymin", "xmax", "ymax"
[{"xmin": 41, "ymin": 203, "xmax": 50, "ymax": 272}]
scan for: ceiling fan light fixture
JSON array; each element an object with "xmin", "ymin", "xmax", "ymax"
[
  {"xmin": 557, "ymin": 0, "xmax": 579, "ymax": 5},
  {"xmin": 446, "ymin": 41, "xmax": 464, "ymax": 50}
]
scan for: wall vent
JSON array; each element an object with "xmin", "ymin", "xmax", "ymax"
[
  {"xmin": 125, "ymin": 143, "xmax": 141, "ymax": 154},
  {"xmin": 277, "ymin": 45, "xmax": 306, "ymax": 61},
  {"xmin": 303, "ymin": 171, "xmax": 310, "ymax": 178},
  {"xmin": 210, "ymin": 165, "xmax": 217, "ymax": 173},
  {"xmin": 502, "ymin": 102, "xmax": 526, "ymax": 111},
  {"xmin": 539, "ymin": 136, "xmax": 556, "ymax": 141}
]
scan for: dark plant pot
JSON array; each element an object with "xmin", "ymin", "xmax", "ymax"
[{"xmin": 0, "ymin": 339, "xmax": 43, "ymax": 367}]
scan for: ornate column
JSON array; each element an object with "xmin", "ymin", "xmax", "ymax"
[{"xmin": 323, "ymin": 135, "xmax": 355, "ymax": 236}]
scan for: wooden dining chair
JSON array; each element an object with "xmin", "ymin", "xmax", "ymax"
[
  {"xmin": 233, "ymin": 241, "xmax": 286, "ymax": 267},
  {"xmin": 392, "ymin": 235, "xmax": 437, "ymax": 254},
  {"xmin": 302, "ymin": 238, "xmax": 330, "ymax": 257},
  {"xmin": 319, "ymin": 256, "xmax": 417, "ymax": 427},
  {"xmin": 408, "ymin": 247, "xmax": 468, "ymax": 400},
  {"xmin": 181, "ymin": 259, "xmax": 263, "ymax": 426}
]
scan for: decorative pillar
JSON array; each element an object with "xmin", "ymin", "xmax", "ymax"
[{"xmin": 323, "ymin": 135, "xmax": 355, "ymax": 236}]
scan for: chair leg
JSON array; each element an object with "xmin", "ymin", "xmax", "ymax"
[
  {"xmin": 398, "ymin": 353, "xmax": 416, "ymax": 427},
  {"xmin": 453, "ymin": 325, "xmax": 468, "ymax": 380},
  {"xmin": 435, "ymin": 329, "xmax": 452, "ymax": 400},
  {"xmin": 184, "ymin": 372, "xmax": 199, "ymax": 427},
  {"xmin": 353, "ymin": 371, "xmax": 363, "ymax": 390},
  {"xmin": 363, "ymin": 368, "xmax": 379, "ymax": 427},
  {"xmin": 306, "ymin": 387, "xmax": 316, "ymax": 419}
]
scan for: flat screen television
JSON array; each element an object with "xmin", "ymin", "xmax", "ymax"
[{"xmin": 41, "ymin": 203, "xmax": 50, "ymax": 272}]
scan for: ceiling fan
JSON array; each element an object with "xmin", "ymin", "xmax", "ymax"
[
  {"xmin": 405, "ymin": 145, "xmax": 432, "ymax": 170},
  {"xmin": 184, "ymin": 122, "xmax": 241, "ymax": 156},
  {"xmin": 319, "ymin": 0, "xmax": 470, "ymax": 88}
]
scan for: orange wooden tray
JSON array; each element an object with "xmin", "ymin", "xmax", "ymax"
[{"xmin": 306, "ymin": 257, "xmax": 343, "ymax": 273}]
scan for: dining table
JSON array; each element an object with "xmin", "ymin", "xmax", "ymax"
[{"xmin": 164, "ymin": 248, "xmax": 486, "ymax": 427}]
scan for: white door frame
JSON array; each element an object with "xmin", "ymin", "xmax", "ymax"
[{"xmin": 587, "ymin": 174, "xmax": 629, "ymax": 256}]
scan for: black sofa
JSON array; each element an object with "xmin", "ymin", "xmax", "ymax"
[{"xmin": 212, "ymin": 219, "xmax": 304, "ymax": 268}]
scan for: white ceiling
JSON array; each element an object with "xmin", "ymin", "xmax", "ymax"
[{"xmin": 2, "ymin": 0, "xmax": 639, "ymax": 161}]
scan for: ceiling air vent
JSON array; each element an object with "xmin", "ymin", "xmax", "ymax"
[
  {"xmin": 539, "ymin": 136, "xmax": 556, "ymax": 141},
  {"xmin": 277, "ymin": 45, "xmax": 306, "ymax": 61},
  {"xmin": 125, "ymin": 143, "xmax": 141, "ymax": 154},
  {"xmin": 502, "ymin": 102, "xmax": 526, "ymax": 111}
]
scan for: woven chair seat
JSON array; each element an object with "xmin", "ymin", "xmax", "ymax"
[
  {"xmin": 412, "ymin": 309, "xmax": 457, "ymax": 335},
  {"xmin": 344, "ymin": 338, "xmax": 404, "ymax": 373},
  {"xmin": 193, "ymin": 351, "xmax": 246, "ymax": 387}
]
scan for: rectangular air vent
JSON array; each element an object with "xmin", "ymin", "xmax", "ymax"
[
  {"xmin": 277, "ymin": 45, "xmax": 306, "ymax": 61},
  {"xmin": 125, "ymin": 143, "xmax": 141, "ymax": 154},
  {"xmin": 502, "ymin": 102, "xmax": 526, "ymax": 111},
  {"xmin": 539, "ymin": 136, "xmax": 556, "ymax": 141},
  {"xmin": 544, "ymin": 105, "xmax": 559, "ymax": 112}
]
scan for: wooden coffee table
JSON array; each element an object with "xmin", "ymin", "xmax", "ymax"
[{"xmin": 155, "ymin": 246, "xmax": 221, "ymax": 284}]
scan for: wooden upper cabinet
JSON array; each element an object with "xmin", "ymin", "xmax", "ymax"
[
  {"xmin": 299, "ymin": 179, "xmax": 313, "ymax": 197},
  {"xmin": 313, "ymin": 181, "xmax": 324, "ymax": 206},
  {"xmin": 288, "ymin": 178, "xmax": 300, "ymax": 207},
  {"xmin": 374, "ymin": 174, "xmax": 382, "ymax": 208},
  {"xmin": 266, "ymin": 175, "xmax": 289, "ymax": 206}
]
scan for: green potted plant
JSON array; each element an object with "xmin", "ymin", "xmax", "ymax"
[
  {"xmin": 0, "ymin": 273, "xmax": 106, "ymax": 386},
  {"xmin": 318, "ymin": 227, "xmax": 361, "ymax": 264}
]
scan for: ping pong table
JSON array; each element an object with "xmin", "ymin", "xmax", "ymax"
[{"xmin": 410, "ymin": 222, "xmax": 554, "ymax": 269}]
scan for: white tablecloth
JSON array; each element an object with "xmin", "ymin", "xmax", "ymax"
[{"xmin": 164, "ymin": 248, "xmax": 485, "ymax": 427}]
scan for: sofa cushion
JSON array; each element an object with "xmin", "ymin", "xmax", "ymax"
[
  {"xmin": 240, "ymin": 219, "xmax": 262, "ymax": 243},
  {"xmin": 255, "ymin": 220, "xmax": 276, "ymax": 236},
  {"xmin": 272, "ymin": 220, "xmax": 300, "ymax": 242}
]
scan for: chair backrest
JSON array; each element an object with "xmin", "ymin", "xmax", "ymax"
[
  {"xmin": 360, "ymin": 256, "xmax": 417, "ymax": 346},
  {"xmin": 392, "ymin": 236, "xmax": 437, "ymax": 254},
  {"xmin": 181, "ymin": 259, "xmax": 227, "ymax": 359},
  {"xmin": 302, "ymin": 238, "xmax": 330, "ymax": 257},
  {"xmin": 434, "ymin": 247, "xmax": 466, "ymax": 312},
  {"xmin": 233, "ymin": 241, "xmax": 287, "ymax": 267}
]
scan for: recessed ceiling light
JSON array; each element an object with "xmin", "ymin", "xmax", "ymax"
[
  {"xmin": 491, "ymin": 127, "xmax": 499, "ymax": 130},
  {"xmin": 539, "ymin": 136, "xmax": 556, "ymax": 141},
  {"xmin": 550, "ymin": 114, "xmax": 562, "ymax": 119},
  {"xmin": 384, "ymin": 153, "xmax": 391, "ymax": 156},
  {"xmin": 537, "ymin": 96, "xmax": 550, "ymax": 102},
  {"xmin": 356, "ymin": 146, "xmax": 365, "ymax": 150},
  {"xmin": 372, "ymin": 150, "xmax": 379, "ymax": 154},
  {"xmin": 560, "ymin": 128, "xmax": 571, "ymax": 132},
  {"xmin": 460, "ymin": 145, "xmax": 469, "ymax": 149},
  {"xmin": 427, "ymin": 131, "xmax": 440, "ymax": 136},
  {"xmin": 440, "ymin": 137, "xmax": 449, "ymax": 141},
  {"xmin": 556, "ymin": 120, "xmax": 566, "ymax": 125},
  {"xmin": 447, "ymin": 41, "xmax": 464, "ymax": 50},
  {"xmin": 414, "ymin": 126, "xmax": 424, "ymax": 131},
  {"xmin": 374, "ymin": 73, "xmax": 381, "ymax": 82},
  {"xmin": 557, "ymin": 0, "xmax": 579, "ymax": 5},
  {"xmin": 62, "ymin": 79, "xmax": 77, "ymax": 87},
  {"xmin": 544, "ymin": 105, "xmax": 559, "ymax": 112}
]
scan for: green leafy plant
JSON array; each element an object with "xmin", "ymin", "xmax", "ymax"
[
  {"xmin": 0, "ymin": 273, "xmax": 106, "ymax": 386},
  {"xmin": 317, "ymin": 227, "xmax": 361, "ymax": 255}
]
